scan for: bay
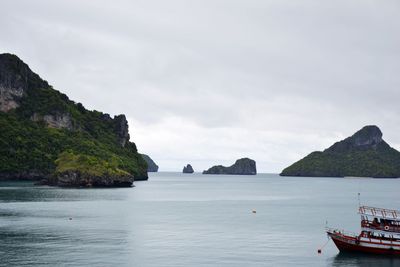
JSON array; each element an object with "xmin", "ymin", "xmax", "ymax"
[{"xmin": 0, "ymin": 173, "xmax": 399, "ymax": 266}]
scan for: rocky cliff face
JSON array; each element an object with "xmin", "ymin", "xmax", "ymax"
[
  {"xmin": 280, "ymin": 125, "xmax": 400, "ymax": 178},
  {"xmin": 0, "ymin": 85, "xmax": 24, "ymax": 112},
  {"xmin": 141, "ymin": 154, "xmax": 159, "ymax": 172},
  {"xmin": 326, "ymin": 125, "xmax": 384, "ymax": 153},
  {"xmin": 203, "ymin": 158, "xmax": 257, "ymax": 175},
  {"xmin": 183, "ymin": 164, "xmax": 194, "ymax": 173},
  {"xmin": 31, "ymin": 112, "xmax": 73, "ymax": 130},
  {"xmin": 114, "ymin": 114, "xmax": 130, "ymax": 147},
  {"xmin": 0, "ymin": 53, "xmax": 48, "ymax": 112}
]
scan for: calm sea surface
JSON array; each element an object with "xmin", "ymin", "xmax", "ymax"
[{"xmin": 1, "ymin": 173, "xmax": 400, "ymax": 267}]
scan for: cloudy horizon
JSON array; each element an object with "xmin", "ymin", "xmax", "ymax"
[{"xmin": 1, "ymin": 0, "xmax": 400, "ymax": 172}]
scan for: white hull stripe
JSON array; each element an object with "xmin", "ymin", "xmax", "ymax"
[
  {"xmin": 359, "ymin": 241, "xmax": 400, "ymax": 250},
  {"xmin": 359, "ymin": 237, "xmax": 400, "ymax": 246}
]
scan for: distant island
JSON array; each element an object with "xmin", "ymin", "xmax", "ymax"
[
  {"xmin": 280, "ymin": 125, "xmax": 400, "ymax": 178},
  {"xmin": 203, "ymin": 158, "xmax": 257, "ymax": 175},
  {"xmin": 0, "ymin": 53, "xmax": 148, "ymax": 187},
  {"xmin": 183, "ymin": 164, "xmax": 194, "ymax": 173},
  {"xmin": 141, "ymin": 154, "xmax": 159, "ymax": 172}
]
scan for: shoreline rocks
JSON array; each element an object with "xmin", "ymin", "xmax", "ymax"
[{"xmin": 41, "ymin": 170, "xmax": 134, "ymax": 187}]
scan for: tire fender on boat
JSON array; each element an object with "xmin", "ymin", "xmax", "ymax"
[{"xmin": 385, "ymin": 226, "xmax": 390, "ymax": 231}]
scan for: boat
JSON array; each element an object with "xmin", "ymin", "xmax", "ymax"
[{"xmin": 327, "ymin": 206, "xmax": 400, "ymax": 255}]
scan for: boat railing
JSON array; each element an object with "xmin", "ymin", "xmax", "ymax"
[
  {"xmin": 326, "ymin": 227, "xmax": 358, "ymax": 238},
  {"xmin": 359, "ymin": 206, "xmax": 400, "ymax": 220}
]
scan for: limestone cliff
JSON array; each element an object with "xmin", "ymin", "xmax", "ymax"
[
  {"xmin": 0, "ymin": 53, "xmax": 48, "ymax": 112},
  {"xmin": 31, "ymin": 112, "xmax": 73, "ymax": 130},
  {"xmin": 114, "ymin": 114, "xmax": 130, "ymax": 147}
]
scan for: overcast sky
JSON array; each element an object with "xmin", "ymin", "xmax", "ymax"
[{"xmin": 1, "ymin": 0, "xmax": 400, "ymax": 172}]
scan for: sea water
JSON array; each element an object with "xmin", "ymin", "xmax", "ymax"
[{"xmin": 0, "ymin": 173, "xmax": 400, "ymax": 266}]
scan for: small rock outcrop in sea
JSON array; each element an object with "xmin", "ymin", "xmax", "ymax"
[
  {"xmin": 280, "ymin": 125, "xmax": 400, "ymax": 178},
  {"xmin": 141, "ymin": 154, "xmax": 159, "ymax": 172},
  {"xmin": 203, "ymin": 158, "xmax": 257, "ymax": 175},
  {"xmin": 183, "ymin": 164, "xmax": 194, "ymax": 173}
]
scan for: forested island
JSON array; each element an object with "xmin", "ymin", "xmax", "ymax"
[
  {"xmin": 0, "ymin": 53, "xmax": 148, "ymax": 186},
  {"xmin": 281, "ymin": 125, "xmax": 400, "ymax": 178}
]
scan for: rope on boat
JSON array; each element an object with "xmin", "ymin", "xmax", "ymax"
[{"xmin": 317, "ymin": 236, "xmax": 331, "ymax": 254}]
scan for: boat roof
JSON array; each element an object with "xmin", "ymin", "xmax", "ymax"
[{"xmin": 359, "ymin": 206, "xmax": 400, "ymax": 220}]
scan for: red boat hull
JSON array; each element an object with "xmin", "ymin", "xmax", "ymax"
[{"xmin": 328, "ymin": 232, "xmax": 400, "ymax": 256}]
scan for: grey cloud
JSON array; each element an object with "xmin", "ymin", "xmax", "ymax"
[{"xmin": 1, "ymin": 0, "xmax": 399, "ymax": 171}]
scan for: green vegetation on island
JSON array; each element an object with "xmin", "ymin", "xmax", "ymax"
[
  {"xmin": 55, "ymin": 151, "xmax": 131, "ymax": 177},
  {"xmin": 45, "ymin": 151, "xmax": 135, "ymax": 187}
]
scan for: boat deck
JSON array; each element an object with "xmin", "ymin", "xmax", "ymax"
[{"xmin": 359, "ymin": 206, "xmax": 400, "ymax": 220}]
